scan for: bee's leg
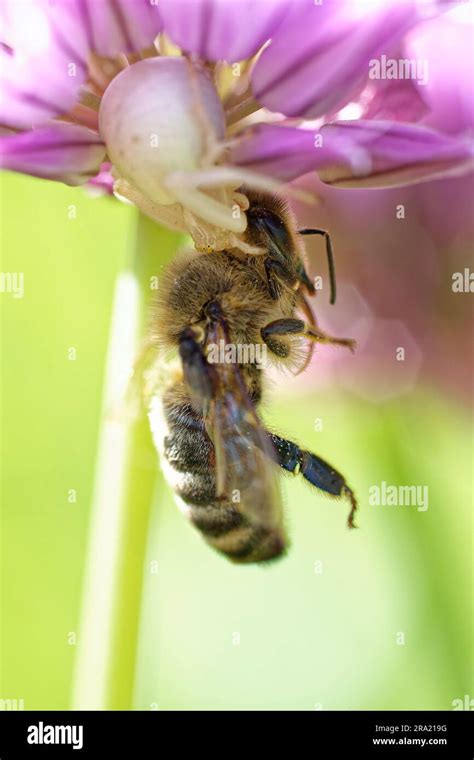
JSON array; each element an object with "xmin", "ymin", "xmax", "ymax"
[
  {"xmin": 261, "ymin": 318, "xmax": 356, "ymax": 358},
  {"xmin": 260, "ymin": 317, "xmax": 302, "ymax": 357},
  {"xmin": 295, "ymin": 259, "xmax": 316, "ymax": 296},
  {"xmin": 299, "ymin": 227, "xmax": 336, "ymax": 304},
  {"xmin": 268, "ymin": 432, "xmax": 358, "ymax": 528},
  {"xmin": 263, "ymin": 259, "xmax": 298, "ymax": 301},
  {"xmin": 306, "ymin": 324, "xmax": 356, "ymax": 352}
]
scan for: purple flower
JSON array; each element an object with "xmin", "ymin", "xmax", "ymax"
[
  {"xmin": 284, "ymin": 7, "xmax": 474, "ymax": 402},
  {"xmin": 0, "ymin": 0, "xmax": 472, "ymax": 248}
]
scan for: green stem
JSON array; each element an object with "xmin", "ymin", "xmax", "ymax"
[{"xmin": 71, "ymin": 213, "xmax": 184, "ymax": 710}]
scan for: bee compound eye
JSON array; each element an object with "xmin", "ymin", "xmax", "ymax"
[{"xmin": 203, "ymin": 300, "xmax": 222, "ymax": 321}]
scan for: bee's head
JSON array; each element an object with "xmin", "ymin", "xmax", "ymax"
[
  {"xmin": 241, "ymin": 188, "xmax": 337, "ymax": 305},
  {"xmin": 239, "ymin": 188, "xmax": 317, "ymax": 299},
  {"xmin": 242, "ymin": 189, "xmax": 298, "ymax": 270}
]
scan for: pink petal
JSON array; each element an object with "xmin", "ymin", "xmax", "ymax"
[
  {"xmin": 229, "ymin": 124, "xmax": 340, "ymax": 182},
  {"xmin": 86, "ymin": 162, "xmax": 115, "ymax": 195},
  {"xmin": 0, "ymin": 122, "xmax": 106, "ymax": 185},
  {"xmin": 317, "ymin": 120, "xmax": 474, "ymax": 188},
  {"xmin": 230, "ymin": 120, "xmax": 474, "ymax": 188},
  {"xmin": 159, "ymin": 0, "xmax": 291, "ymax": 63},
  {"xmin": 0, "ymin": 0, "xmax": 163, "ymax": 128},
  {"xmin": 0, "ymin": 54, "xmax": 85, "ymax": 130},
  {"xmin": 30, "ymin": 0, "xmax": 163, "ymax": 59},
  {"xmin": 71, "ymin": 0, "xmax": 163, "ymax": 57},
  {"xmin": 252, "ymin": 0, "xmax": 422, "ymax": 118},
  {"xmin": 406, "ymin": 10, "xmax": 474, "ymax": 135},
  {"xmin": 361, "ymin": 43, "xmax": 430, "ymax": 123},
  {"xmin": 362, "ymin": 79, "xmax": 429, "ymax": 123},
  {"xmin": 0, "ymin": 0, "xmax": 87, "ymax": 129}
]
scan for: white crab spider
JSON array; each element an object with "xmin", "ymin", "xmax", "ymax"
[{"xmin": 99, "ymin": 56, "xmax": 302, "ymax": 255}]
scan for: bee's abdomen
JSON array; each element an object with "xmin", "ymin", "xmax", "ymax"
[
  {"xmin": 188, "ymin": 501, "xmax": 285, "ymax": 563},
  {"xmin": 148, "ymin": 388, "xmax": 285, "ymax": 563},
  {"xmin": 187, "ymin": 499, "xmax": 285, "ymax": 563}
]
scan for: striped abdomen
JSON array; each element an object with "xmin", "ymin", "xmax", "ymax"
[{"xmin": 148, "ymin": 381, "xmax": 285, "ymax": 563}]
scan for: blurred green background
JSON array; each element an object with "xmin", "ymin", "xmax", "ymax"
[{"xmin": 1, "ymin": 172, "xmax": 472, "ymax": 710}]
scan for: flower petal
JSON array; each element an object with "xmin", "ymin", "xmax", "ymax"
[
  {"xmin": 361, "ymin": 43, "xmax": 430, "ymax": 123},
  {"xmin": 21, "ymin": 0, "xmax": 163, "ymax": 59},
  {"xmin": 317, "ymin": 120, "xmax": 474, "ymax": 188},
  {"xmin": 362, "ymin": 78, "xmax": 429, "ymax": 123},
  {"xmin": 251, "ymin": 0, "xmax": 423, "ymax": 119},
  {"xmin": 159, "ymin": 0, "xmax": 291, "ymax": 63},
  {"xmin": 406, "ymin": 8, "xmax": 474, "ymax": 134},
  {"xmin": 0, "ymin": 122, "xmax": 106, "ymax": 185},
  {"xmin": 0, "ymin": 0, "xmax": 88, "ymax": 129},
  {"xmin": 230, "ymin": 120, "xmax": 474, "ymax": 188},
  {"xmin": 71, "ymin": 0, "xmax": 163, "ymax": 57},
  {"xmin": 229, "ymin": 124, "xmax": 339, "ymax": 182},
  {"xmin": 0, "ymin": 0, "xmax": 163, "ymax": 128},
  {"xmin": 86, "ymin": 162, "xmax": 115, "ymax": 195}
]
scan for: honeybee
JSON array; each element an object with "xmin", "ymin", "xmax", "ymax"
[{"xmin": 146, "ymin": 189, "xmax": 358, "ymax": 563}]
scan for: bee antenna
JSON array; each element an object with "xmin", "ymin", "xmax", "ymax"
[{"xmin": 299, "ymin": 228, "xmax": 337, "ymax": 305}]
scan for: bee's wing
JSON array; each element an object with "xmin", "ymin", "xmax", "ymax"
[{"xmin": 204, "ymin": 323, "xmax": 282, "ymax": 531}]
